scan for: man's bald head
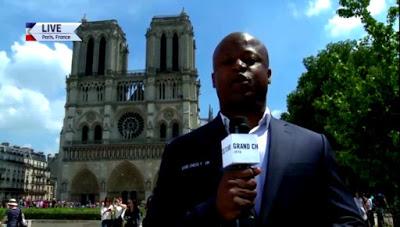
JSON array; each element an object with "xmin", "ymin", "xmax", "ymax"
[
  {"xmin": 212, "ymin": 32, "xmax": 269, "ymax": 71},
  {"xmin": 211, "ymin": 32, "xmax": 272, "ymax": 122}
]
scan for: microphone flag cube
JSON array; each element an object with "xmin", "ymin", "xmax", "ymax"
[{"xmin": 221, "ymin": 134, "xmax": 260, "ymax": 168}]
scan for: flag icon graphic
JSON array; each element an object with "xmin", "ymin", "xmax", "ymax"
[{"xmin": 26, "ymin": 22, "xmax": 36, "ymax": 41}]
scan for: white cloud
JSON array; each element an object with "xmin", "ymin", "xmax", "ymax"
[
  {"xmin": 0, "ymin": 84, "xmax": 63, "ymax": 132},
  {"xmin": 0, "ymin": 51, "xmax": 10, "ymax": 71},
  {"xmin": 325, "ymin": 15, "xmax": 362, "ymax": 37},
  {"xmin": 325, "ymin": 0, "xmax": 388, "ymax": 37},
  {"xmin": 0, "ymin": 38, "xmax": 70, "ymax": 153},
  {"xmin": 0, "ymin": 51, "xmax": 11, "ymax": 84},
  {"xmin": 368, "ymin": 0, "xmax": 386, "ymax": 16},
  {"xmin": 271, "ymin": 109, "xmax": 283, "ymax": 118},
  {"xmin": 5, "ymin": 39, "xmax": 72, "ymax": 97},
  {"xmin": 306, "ymin": 0, "xmax": 332, "ymax": 17}
]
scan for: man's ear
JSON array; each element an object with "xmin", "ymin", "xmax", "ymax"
[
  {"xmin": 267, "ymin": 68, "xmax": 272, "ymax": 84},
  {"xmin": 212, "ymin": 73, "xmax": 216, "ymax": 88}
]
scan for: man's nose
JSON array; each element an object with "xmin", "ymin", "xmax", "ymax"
[{"xmin": 233, "ymin": 59, "xmax": 247, "ymax": 71}]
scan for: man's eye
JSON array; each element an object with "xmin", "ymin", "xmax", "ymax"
[
  {"xmin": 243, "ymin": 56, "xmax": 259, "ymax": 65},
  {"xmin": 244, "ymin": 58, "xmax": 256, "ymax": 65},
  {"xmin": 221, "ymin": 58, "xmax": 235, "ymax": 65}
]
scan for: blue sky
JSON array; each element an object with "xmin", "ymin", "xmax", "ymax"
[{"xmin": 0, "ymin": 0, "xmax": 395, "ymax": 154}]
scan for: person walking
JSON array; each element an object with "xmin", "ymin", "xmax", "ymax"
[
  {"xmin": 354, "ymin": 192, "xmax": 367, "ymax": 221},
  {"xmin": 374, "ymin": 193, "xmax": 387, "ymax": 227},
  {"xmin": 123, "ymin": 199, "xmax": 141, "ymax": 227},
  {"xmin": 365, "ymin": 193, "xmax": 374, "ymax": 227},
  {"xmin": 2, "ymin": 198, "xmax": 25, "ymax": 227}
]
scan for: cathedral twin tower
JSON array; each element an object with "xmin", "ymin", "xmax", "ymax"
[{"xmin": 56, "ymin": 11, "xmax": 200, "ymax": 203}]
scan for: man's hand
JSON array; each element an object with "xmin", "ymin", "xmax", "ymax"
[{"xmin": 216, "ymin": 167, "xmax": 261, "ymax": 221}]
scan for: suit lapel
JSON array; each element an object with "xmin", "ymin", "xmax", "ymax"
[
  {"xmin": 206, "ymin": 115, "xmax": 228, "ymax": 168},
  {"xmin": 210, "ymin": 114, "xmax": 228, "ymax": 141},
  {"xmin": 259, "ymin": 118, "xmax": 293, "ymax": 224}
]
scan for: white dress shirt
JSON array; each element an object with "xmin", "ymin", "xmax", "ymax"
[{"xmin": 220, "ymin": 108, "xmax": 271, "ymax": 214}]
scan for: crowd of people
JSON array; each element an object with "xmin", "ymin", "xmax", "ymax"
[
  {"xmin": 353, "ymin": 192, "xmax": 389, "ymax": 227},
  {"xmin": 0, "ymin": 198, "xmax": 99, "ymax": 209}
]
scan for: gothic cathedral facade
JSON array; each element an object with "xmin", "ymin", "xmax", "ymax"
[{"xmin": 55, "ymin": 12, "xmax": 200, "ymax": 204}]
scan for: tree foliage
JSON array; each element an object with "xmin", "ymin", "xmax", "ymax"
[{"xmin": 282, "ymin": 0, "xmax": 399, "ymax": 219}]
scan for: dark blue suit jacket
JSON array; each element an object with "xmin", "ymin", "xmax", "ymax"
[{"xmin": 143, "ymin": 116, "xmax": 365, "ymax": 226}]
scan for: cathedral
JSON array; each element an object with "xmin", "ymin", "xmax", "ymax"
[{"xmin": 54, "ymin": 11, "xmax": 200, "ymax": 204}]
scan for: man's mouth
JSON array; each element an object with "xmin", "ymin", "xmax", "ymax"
[{"xmin": 233, "ymin": 73, "xmax": 251, "ymax": 84}]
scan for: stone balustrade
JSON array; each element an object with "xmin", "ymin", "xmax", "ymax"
[{"xmin": 62, "ymin": 143, "xmax": 164, "ymax": 161}]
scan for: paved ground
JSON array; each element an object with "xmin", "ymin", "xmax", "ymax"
[
  {"xmin": 24, "ymin": 220, "xmax": 144, "ymax": 227},
  {"xmin": 27, "ymin": 220, "xmax": 99, "ymax": 227},
  {"xmin": 2, "ymin": 215, "xmax": 393, "ymax": 227}
]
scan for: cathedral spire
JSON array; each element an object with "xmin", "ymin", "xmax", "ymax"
[
  {"xmin": 81, "ymin": 13, "xmax": 87, "ymax": 23},
  {"xmin": 208, "ymin": 105, "xmax": 213, "ymax": 121}
]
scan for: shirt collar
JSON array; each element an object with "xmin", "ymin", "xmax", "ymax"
[{"xmin": 219, "ymin": 107, "xmax": 271, "ymax": 134}]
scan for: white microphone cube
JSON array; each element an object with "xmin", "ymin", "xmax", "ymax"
[{"xmin": 221, "ymin": 134, "xmax": 260, "ymax": 168}]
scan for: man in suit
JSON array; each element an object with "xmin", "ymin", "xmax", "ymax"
[{"xmin": 143, "ymin": 32, "xmax": 365, "ymax": 226}]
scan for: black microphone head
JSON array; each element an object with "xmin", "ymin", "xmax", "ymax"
[{"xmin": 229, "ymin": 116, "xmax": 250, "ymax": 133}]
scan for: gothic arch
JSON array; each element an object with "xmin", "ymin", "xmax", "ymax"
[
  {"xmin": 70, "ymin": 169, "xmax": 99, "ymax": 204},
  {"xmin": 159, "ymin": 121, "xmax": 167, "ymax": 140},
  {"xmin": 172, "ymin": 81, "xmax": 177, "ymax": 99},
  {"xmin": 107, "ymin": 161, "xmax": 145, "ymax": 201},
  {"xmin": 172, "ymin": 33, "xmax": 179, "ymax": 71},
  {"xmin": 94, "ymin": 124, "xmax": 102, "ymax": 142},
  {"xmin": 90, "ymin": 121, "xmax": 103, "ymax": 129},
  {"xmin": 98, "ymin": 36, "xmax": 106, "ymax": 75},
  {"xmin": 74, "ymin": 112, "xmax": 103, "ymax": 143},
  {"xmin": 156, "ymin": 81, "xmax": 166, "ymax": 100},
  {"xmin": 171, "ymin": 120, "xmax": 180, "ymax": 138},
  {"xmin": 156, "ymin": 107, "xmax": 181, "ymax": 123},
  {"xmin": 81, "ymin": 125, "xmax": 89, "ymax": 143},
  {"xmin": 76, "ymin": 111, "xmax": 103, "ymax": 128},
  {"xmin": 85, "ymin": 37, "xmax": 94, "ymax": 76}
]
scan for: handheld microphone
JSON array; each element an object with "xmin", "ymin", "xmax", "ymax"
[
  {"xmin": 221, "ymin": 116, "xmax": 259, "ymax": 227},
  {"xmin": 221, "ymin": 117, "xmax": 260, "ymax": 169}
]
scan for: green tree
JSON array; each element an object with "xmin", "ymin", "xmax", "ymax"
[{"xmin": 282, "ymin": 0, "xmax": 399, "ymax": 222}]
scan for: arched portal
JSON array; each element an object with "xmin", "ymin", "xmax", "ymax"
[
  {"xmin": 107, "ymin": 161, "xmax": 145, "ymax": 203},
  {"xmin": 172, "ymin": 122, "xmax": 180, "ymax": 138},
  {"xmin": 70, "ymin": 169, "xmax": 99, "ymax": 205}
]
